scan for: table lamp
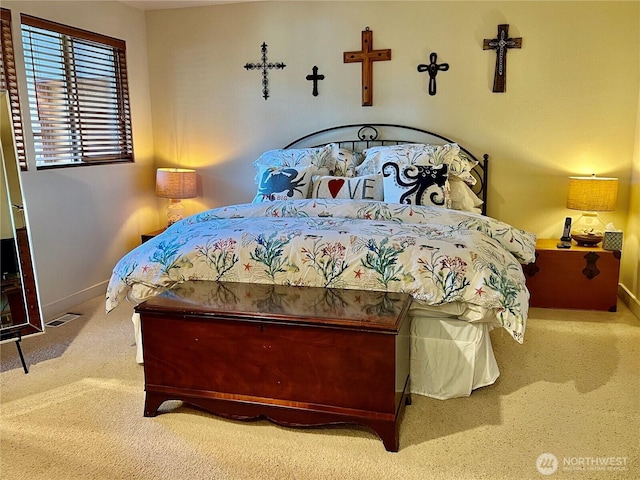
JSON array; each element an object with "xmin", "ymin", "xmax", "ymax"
[
  {"xmin": 566, "ymin": 174, "xmax": 618, "ymax": 246},
  {"xmin": 156, "ymin": 168, "xmax": 197, "ymax": 226}
]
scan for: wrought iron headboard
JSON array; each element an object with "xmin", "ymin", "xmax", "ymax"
[{"xmin": 285, "ymin": 123, "xmax": 489, "ymax": 215}]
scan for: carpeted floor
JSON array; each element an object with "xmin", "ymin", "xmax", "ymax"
[{"xmin": 1, "ymin": 295, "xmax": 638, "ymax": 480}]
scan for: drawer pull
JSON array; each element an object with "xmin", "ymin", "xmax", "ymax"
[{"xmin": 582, "ymin": 252, "xmax": 600, "ymax": 280}]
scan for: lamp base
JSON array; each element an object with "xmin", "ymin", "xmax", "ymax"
[
  {"xmin": 570, "ymin": 233, "xmax": 603, "ymax": 247},
  {"xmin": 166, "ymin": 200, "xmax": 185, "ymax": 226}
]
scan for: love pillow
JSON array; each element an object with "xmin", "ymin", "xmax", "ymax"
[{"xmin": 311, "ymin": 174, "xmax": 383, "ymax": 201}]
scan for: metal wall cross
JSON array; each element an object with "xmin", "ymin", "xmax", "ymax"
[
  {"xmin": 417, "ymin": 52, "xmax": 449, "ymax": 96},
  {"xmin": 244, "ymin": 42, "xmax": 286, "ymax": 100},
  {"xmin": 306, "ymin": 66, "xmax": 325, "ymax": 97},
  {"xmin": 343, "ymin": 27, "xmax": 392, "ymax": 106},
  {"xmin": 483, "ymin": 24, "xmax": 522, "ymax": 93}
]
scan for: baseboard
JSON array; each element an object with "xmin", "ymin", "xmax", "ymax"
[
  {"xmin": 618, "ymin": 284, "xmax": 640, "ymax": 321},
  {"xmin": 41, "ymin": 281, "xmax": 108, "ymax": 322}
]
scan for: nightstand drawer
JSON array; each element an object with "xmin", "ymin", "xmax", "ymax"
[{"xmin": 523, "ymin": 239, "xmax": 621, "ymax": 311}]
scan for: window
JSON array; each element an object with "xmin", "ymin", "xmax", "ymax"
[
  {"xmin": 0, "ymin": 8, "xmax": 27, "ymax": 170},
  {"xmin": 21, "ymin": 15, "xmax": 133, "ymax": 169}
]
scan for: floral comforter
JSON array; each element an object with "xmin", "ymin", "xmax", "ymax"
[{"xmin": 106, "ymin": 199, "xmax": 536, "ymax": 342}]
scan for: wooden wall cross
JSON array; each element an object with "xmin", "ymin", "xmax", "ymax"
[
  {"xmin": 483, "ymin": 24, "xmax": 522, "ymax": 93},
  {"xmin": 343, "ymin": 27, "xmax": 391, "ymax": 106},
  {"xmin": 244, "ymin": 42, "xmax": 286, "ymax": 100}
]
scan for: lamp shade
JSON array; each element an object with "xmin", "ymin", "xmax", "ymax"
[
  {"xmin": 155, "ymin": 168, "xmax": 197, "ymax": 199},
  {"xmin": 566, "ymin": 175, "xmax": 618, "ymax": 212}
]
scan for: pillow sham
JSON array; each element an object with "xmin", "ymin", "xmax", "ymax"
[
  {"xmin": 449, "ymin": 177, "xmax": 483, "ymax": 213},
  {"xmin": 382, "ymin": 162, "xmax": 449, "ymax": 207},
  {"xmin": 356, "ymin": 143, "xmax": 477, "ymax": 186},
  {"xmin": 332, "ymin": 147, "xmax": 364, "ymax": 178},
  {"xmin": 311, "ymin": 174, "xmax": 383, "ymax": 201},
  {"xmin": 252, "ymin": 165, "xmax": 317, "ymax": 203},
  {"xmin": 253, "ymin": 144, "xmax": 337, "ymax": 184}
]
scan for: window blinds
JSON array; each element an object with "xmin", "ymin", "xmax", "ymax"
[
  {"xmin": 0, "ymin": 8, "xmax": 27, "ymax": 170},
  {"xmin": 21, "ymin": 15, "xmax": 133, "ymax": 168}
]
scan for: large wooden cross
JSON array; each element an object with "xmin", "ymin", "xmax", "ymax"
[
  {"xmin": 343, "ymin": 27, "xmax": 391, "ymax": 106},
  {"xmin": 483, "ymin": 24, "xmax": 522, "ymax": 93}
]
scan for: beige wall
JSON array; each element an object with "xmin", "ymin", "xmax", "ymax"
[
  {"xmin": 145, "ymin": 1, "xmax": 639, "ymax": 311},
  {"xmin": 3, "ymin": 1, "xmax": 638, "ymax": 318},
  {"xmin": 3, "ymin": 1, "xmax": 157, "ymax": 318}
]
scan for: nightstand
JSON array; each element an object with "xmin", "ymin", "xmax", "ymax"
[
  {"xmin": 523, "ymin": 238, "xmax": 621, "ymax": 312},
  {"xmin": 141, "ymin": 228, "xmax": 166, "ymax": 244}
]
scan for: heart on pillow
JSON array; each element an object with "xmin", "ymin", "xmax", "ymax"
[
  {"xmin": 328, "ymin": 179, "xmax": 345, "ymax": 198},
  {"xmin": 311, "ymin": 174, "xmax": 384, "ymax": 201}
]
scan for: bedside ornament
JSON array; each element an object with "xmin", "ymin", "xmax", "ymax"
[
  {"xmin": 306, "ymin": 66, "xmax": 325, "ymax": 97},
  {"xmin": 483, "ymin": 24, "xmax": 522, "ymax": 93},
  {"xmin": 244, "ymin": 42, "xmax": 286, "ymax": 100},
  {"xmin": 571, "ymin": 231, "xmax": 603, "ymax": 247},
  {"xmin": 417, "ymin": 52, "xmax": 449, "ymax": 96},
  {"xmin": 343, "ymin": 27, "xmax": 392, "ymax": 106}
]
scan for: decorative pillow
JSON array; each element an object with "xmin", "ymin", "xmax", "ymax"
[
  {"xmin": 356, "ymin": 143, "xmax": 477, "ymax": 185},
  {"xmin": 449, "ymin": 177, "xmax": 483, "ymax": 213},
  {"xmin": 252, "ymin": 165, "xmax": 317, "ymax": 203},
  {"xmin": 253, "ymin": 144, "xmax": 337, "ymax": 184},
  {"xmin": 311, "ymin": 174, "xmax": 383, "ymax": 201},
  {"xmin": 331, "ymin": 147, "xmax": 364, "ymax": 178},
  {"xmin": 382, "ymin": 162, "xmax": 449, "ymax": 207}
]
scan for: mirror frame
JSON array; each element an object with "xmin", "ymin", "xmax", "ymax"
[{"xmin": 1, "ymin": 89, "xmax": 43, "ymax": 341}]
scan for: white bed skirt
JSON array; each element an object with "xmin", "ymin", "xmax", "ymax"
[
  {"xmin": 131, "ymin": 309, "xmax": 499, "ymax": 401},
  {"xmin": 409, "ymin": 314, "xmax": 499, "ymax": 400}
]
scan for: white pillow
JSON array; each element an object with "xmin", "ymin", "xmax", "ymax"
[
  {"xmin": 253, "ymin": 144, "xmax": 337, "ymax": 184},
  {"xmin": 311, "ymin": 174, "xmax": 383, "ymax": 201},
  {"xmin": 331, "ymin": 147, "xmax": 364, "ymax": 177},
  {"xmin": 449, "ymin": 177, "xmax": 483, "ymax": 213},
  {"xmin": 356, "ymin": 143, "xmax": 477, "ymax": 186},
  {"xmin": 252, "ymin": 165, "xmax": 318, "ymax": 203}
]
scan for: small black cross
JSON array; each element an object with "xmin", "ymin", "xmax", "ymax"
[
  {"xmin": 417, "ymin": 52, "xmax": 449, "ymax": 96},
  {"xmin": 244, "ymin": 42, "xmax": 286, "ymax": 100},
  {"xmin": 305, "ymin": 66, "xmax": 325, "ymax": 97}
]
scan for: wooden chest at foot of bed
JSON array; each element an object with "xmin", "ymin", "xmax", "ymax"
[
  {"xmin": 523, "ymin": 239, "xmax": 621, "ymax": 311},
  {"xmin": 135, "ymin": 281, "xmax": 412, "ymax": 452}
]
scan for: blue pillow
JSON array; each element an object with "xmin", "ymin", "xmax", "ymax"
[{"xmin": 252, "ymin": 165, "xmax": 317, "ymax": 203}]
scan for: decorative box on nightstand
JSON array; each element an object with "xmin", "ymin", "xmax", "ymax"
[{"xmin": 523, "ymin": 239, "xmax": 621, "ymax": 312}]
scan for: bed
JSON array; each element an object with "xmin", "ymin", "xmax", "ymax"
[{"xmin": 106, "ymin": 124, "xmax": 536, "ymax": 400}]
